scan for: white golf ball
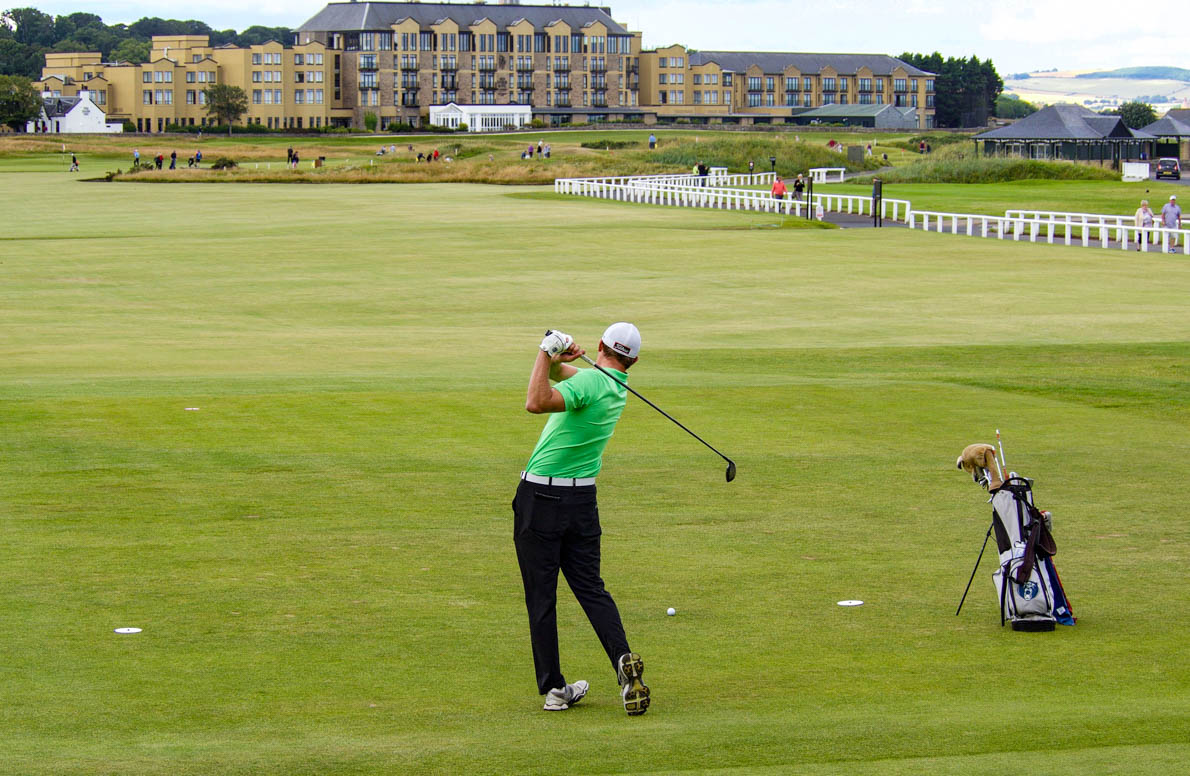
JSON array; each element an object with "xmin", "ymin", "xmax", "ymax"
[{"xmin": 666, "ymin": 607, "xmax": 676, "ymax": 616}]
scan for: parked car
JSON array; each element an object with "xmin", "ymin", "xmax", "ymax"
[{"xmin": 1155, "ymin": 158, "xmax": 1181, "ymax": 180}]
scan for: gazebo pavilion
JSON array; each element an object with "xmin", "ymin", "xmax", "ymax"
[{"xmin": 975, "ymin": 104, "xmax": 1153, "ymax": 169}]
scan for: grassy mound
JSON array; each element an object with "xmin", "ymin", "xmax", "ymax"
[
  {"xmin": 650, "ymin": 135, "xmax": 884, "ymax": 177},
  {"xmin": 866, "ymin": 143, "xmax": 1119, "ymax": 184}
]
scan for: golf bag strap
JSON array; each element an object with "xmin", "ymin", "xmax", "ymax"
[{"xmin": 1000, "ymin": 560, "xmax": 1009, "ymax": 626}]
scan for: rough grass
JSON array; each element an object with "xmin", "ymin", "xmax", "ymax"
[{"xmin": 860, "ymin": 142, "xmax": 1120, "ymax": 183}]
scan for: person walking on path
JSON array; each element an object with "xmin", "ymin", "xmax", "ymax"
[
  {"xmin": 1161, "ymin": 195, "xmax": 1182, "ymax": 252},
  {"xmin": 793, "ymin": 174, "xmax": 805, "ymax": 202},
  {"xmin": 516, "ymin": 323, "xmax": 651, "ymax": 717},
  {"xmin": 169, "ymin": 151, "xmax": 177, "ymax": 170},
  {"xmin": 1135, "ymin": 199, "xmax": 1155, "ymax": 250}
]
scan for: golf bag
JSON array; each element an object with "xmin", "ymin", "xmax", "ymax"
[{"xmin": 990, "ymin": 477, "xmax": 1075, "ymax": 631}]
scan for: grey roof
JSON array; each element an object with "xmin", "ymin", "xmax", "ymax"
[
  {"xmin": 297, "ymin": 2, "xmax": 628, "ymax": 34},
  {"xmin": 976, "ymin": 104, "xmax": 1153, "ymax": 141},
  {"xmin": 688, "ymin": 51, "xmax": 932, "ymax": 76},
  {"xmin": 1143, "ymin": 115, "xmax": 1190, "ymax": 137},
  {"xmin": 792, "ymin": 104, "xmax": 911, "ymax": 118},
  {"xmin": 41, "ymin": 96, "xmax": 81, "ymax": 118}
]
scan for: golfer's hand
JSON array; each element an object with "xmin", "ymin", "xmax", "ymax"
[
  {"xmin": 541, "ymin": 330, "xmax": 574, "ymax": 358},
  {"xmin": 556, "ymin": 341, "xmax": 585, "ymax": 363}
]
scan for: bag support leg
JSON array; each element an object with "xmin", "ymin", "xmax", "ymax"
[{"xmin": 956, "ymin": 521, "xmax": 994, "ymax": 616}]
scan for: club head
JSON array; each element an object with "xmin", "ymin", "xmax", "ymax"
[{"xmin": 725, "ymin": 460, "xmax": 736, "ymax": 483}]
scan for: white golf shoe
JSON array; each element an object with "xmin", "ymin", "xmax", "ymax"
[
  {"xmin": 543, "ymin": 680, "xmax": 589, "ymax": 711},
  {"xmin": 616, "ymin": 652, "xmax": 650, "ymax": 716}
]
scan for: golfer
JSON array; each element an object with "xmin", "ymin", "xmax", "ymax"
[{"xmin": 514, "ymin": 323, "xmax": 650, "ymax": 716}]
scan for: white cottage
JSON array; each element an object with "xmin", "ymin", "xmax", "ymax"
[
  {"xmin": 429, "ymin": 103, "xmax": 532, "ymax": 133},
  {"xmin": 27, "ymin": 91, "xmax": 122, "ymax": 134}
]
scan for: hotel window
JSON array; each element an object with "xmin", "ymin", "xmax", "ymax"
[
  {"xmin": 360, "ymin": 54, "xmax": 376, "ymax": 69},
  {"xmin": 360, "ymin": 72, "xmax": 377, "ymax": 88},
  {"xmin": 187, "ymin": 72, "xmax": 195, "ymax": 83},
  {"xmin": 263, "ymin": 90, "xmax": 272, "ymax": 104},
  {"xmin": 295, "ymin": 53, "xmax": 304, "ymax": 65},
  {"xmin": 693, "ymin": 91, "xmax": 702, "ymax": 104},
  {"xmin": 803, "ymin": 76, "xmax": 811, "ymax": 91},
  {"xmin": 670, "ymin": 90, "xmax": 683, "ymax": 104},
  {"xmin": 876, "ymin": 78, "xmax": 884, "ymax": 91},
  {"xmin": 93, "ymin": 91, "xmax": 105, "ymax": 105},
  {"xmin": 926, "ymin": 94, "xmax": 934, "ymax": 107},
  {"xmin": 926, "ymin": 79, "xmax": 935, "ymax": 92},
  {"xmin": 708, "ymin": 74, "xmax": 717, "ymax": 85},
  {"xmin": 274, "ymin": 89, "xmax": 282, "ymax": 104},
  {"xmin": 673, "ymin": 73, "xmax": 683, "ymax": 84},
  {"xmin": 198, "ymin": 91, "xmax": 206, "ymax": 105},
  {"xmin": 186, "ymin": 90, "xmax": 196, "ymax": 104},
  {"xmin": 253, "ymin": 71, "xmax": 262, "ymax": 83},
  {"xmin": 312, "ymin": 53, "xmax": 323, "ymax": 65},
  {"xmin": 765, "ymin": 93, "xmax": 774, "ymax": 106},
  {"xmin": 252, "ymin": 53, "xmax": 262, "ymax": 64},
  {"xmin": 253, "ymin": 89, "xmax": 262, "ymax": 104},
  {"xmin": 823, "ymin": 77, "xmax": 835, "ymax": 91},
  {"xmin": 894, "ymin": 78, "xmax": 907, "ymax": 91},
  {"xmin": 380, "ymin": 32, "xmax": 392, "ymax": 51},
  {"xmin": 295, "ymin": 72, "xmax": 305, "ymax": 83},
  {"xmin": 911, "ymin": 79, "xmax": 918, "ymax": 91},
  {"xmin": 155, "ymin": 89, "xmax": 171, "ymax": 104},
  {"xmin": 859, "ymin": 78, "xmax": 871, "ymax": 92},
  {"xmin": 658, "ymin": 57, "xmax": 667, "ymax": 67},
  {"xmin": 803, "ymin": 94, "xmax": 811, "ymax": 107},
  {"xmin": 911, "ymin": 94, "xmax": 918, "ymax": 107},
  {"xmin": 747, "ymin": 76, "xmax": 761, "ymax": 91},
  {"xmin": 859, "ymin": 93, "xmax": 872, "ymax": 104},
  {"xmin": 142, "ymin": 71, "xmax": 151, "ymax": 83},
  {"xmin": 693, "ymin": 74, "xmax": 702, "ymax": 85},
  {"xmin": 839, "ymin": 77, "xmax": 848, "ymax": 90},
  {"xmin": 785, "ymin": 92, "xmax": 796, "ymax": 106},
  {"xmin": 143, "ymin": 90, "xmax": 152, "ymax": 104},
  {"xmin": 748, "ymin": 93, "xmax": 761, "ymax": 107},
  {"xmin": 765, "ymin": 76, "xmax": 774, "ymax": 91},
  {"xmin": 785, "ymin": 77, "xmax": 797, "ymax": 91},
  {"xmin": 361, "ymin": 33, "xmax": 376, "ymax": 51},
  {"xmin": 294, "ymin": 90, "xmax": 304, "ymax": 104},
  {"xmin": 708, "ymin": 90, "xmax": 717, "ymax": 104},
  {"xmin": 722, "ymin": 73, "xmax": 732, "ymax": 86},
  {"xmin": 264, "ymin": 71, "xmax": 272, "ymax": 83},
  {"xmin": 876, "ymin": 93, "xmax": 883, "ymax": 104},
  {"xmin": 658, "ymin": 73, "xmax": 667, "ymax": 84},
  {"xmin": 822, "ymin": 93, "xmax": 835, "ymax": 105},
  {"xmin": 673, "ymin": 57, "xmax": 683, "ymax": 67},
  {"xmin": 839, "ymin": 94, "xmax": 848, "ymax": 104}
]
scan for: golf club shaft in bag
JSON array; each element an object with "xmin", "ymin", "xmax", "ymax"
[
  {"xmin": 578, "ymin": 354, "xmax": 737, "ymax": 482},
  {"xmin": 956, "ymin": 520, "xmax": 995, "ymax": 616}
]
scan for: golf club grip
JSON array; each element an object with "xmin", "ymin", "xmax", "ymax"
[{"xmin": 578, "ymin": 354, "xmax": 732, "ymax": 465}]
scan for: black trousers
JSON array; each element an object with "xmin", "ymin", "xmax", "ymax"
[{"xmin": 513, "ymin": 479, "xmax": 630, "ymax": 694}]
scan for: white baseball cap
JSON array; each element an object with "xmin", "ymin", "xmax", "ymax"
[
  {"xmin": 1171, "ymin": 195, "xmax": 1177, "ymax": 200},
  {"xmin": 601, "ymin": 322, "xmax": 641, "ymax": 359}
]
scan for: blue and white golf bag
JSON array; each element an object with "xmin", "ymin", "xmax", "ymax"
[{"xmin": 991, "ymin": 477, "xmax": 1075, "ymax": 631}]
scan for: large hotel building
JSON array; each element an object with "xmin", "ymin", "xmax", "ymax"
[{"xmin": 33, "ymin": 1, "xmax": 936, "ymax": 132}]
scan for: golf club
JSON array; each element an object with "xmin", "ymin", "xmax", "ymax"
[{"xmin": 577, "ymin": 353, "xmax": 737, "ymax": 482}]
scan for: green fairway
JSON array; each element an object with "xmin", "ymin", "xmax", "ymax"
[{"xmin": 1, "ymin": 164, "xmax": 1188, "ymax": 775}]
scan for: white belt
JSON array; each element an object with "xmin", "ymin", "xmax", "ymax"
[{"xmin": 521, "ymin": 471, "xmax": 596, "ymax": 487}]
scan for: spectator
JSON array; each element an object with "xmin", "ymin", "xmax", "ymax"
[
  {"xmin": 697, "ymin": 161, "xmax": 709, "ymax": 186},
  {"xmin": 537, "ymin": 140, "xmax": 544, "ymax": 156},
  {"xmin": 195, "ymin": 149, "xmax": 202, "ymax": 166},
  {"xmin": 169, "ymin": 151, "xmax": 177, "ymax": 170},
  {"xmin": 433, "ymin": 148, "xmax": 440, "ymax": 161},
  {"xmin": 133, "ymin": 148, "xmax": 140, "ymax": 167},
  {"xmin": 771, "ymin": 177, "xmax": 787, "ymax": 200},
  {"xmin": 1134, "ymin": 199, "xmax": 1155, "ymax": 250},
  {"xmin": 648, "ymin": 133, "xmax": 656, "ymax": 150},
  {"xmin": 793, "ymin": 174, "xmax": 805, "ymax": 201},
  {"xmin": 155, "ymin": 154, "xmax": 164, "ymax": 170},
  {"xmin": 1161, "ymin": 195, "xmax": 1182, "ymax": 252}
]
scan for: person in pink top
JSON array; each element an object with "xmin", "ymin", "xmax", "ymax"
[{"xmin": 771, "ymin": 177, "xmax": 787, "ymax": 200}]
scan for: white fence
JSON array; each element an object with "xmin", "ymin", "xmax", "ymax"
[
  {"xmin": 555, "ymin": 173, "xmax": 1190, "ymax": 254},
  {"xmin": 555, "ymin": 174, "xmax": 910, "ymax": 220},
  {"xmin": 809, "ymin": 167, "xmax": 846, "ymax": 184},
  {"xmin": 910, "ymin": 209, "xmax": 1190, "ymax": 252}
]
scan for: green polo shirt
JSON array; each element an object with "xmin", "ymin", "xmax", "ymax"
[{"xmin": 525, "ymin": 366, "xmax": 628, "ymax": 479}]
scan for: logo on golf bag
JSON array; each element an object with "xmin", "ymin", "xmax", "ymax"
[{"xmin": 1017, "ymin": 580, "xmax": 1040, "ymax": 601}]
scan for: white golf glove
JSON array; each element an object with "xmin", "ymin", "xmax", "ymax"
[{"xmin": 540, "ymin": 329, "xmax": 574, "ymax": 357}]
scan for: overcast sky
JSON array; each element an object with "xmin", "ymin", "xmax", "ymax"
[{"xmin": 22, "ymin": 0, "xmax": 1186, "ymax": 74}]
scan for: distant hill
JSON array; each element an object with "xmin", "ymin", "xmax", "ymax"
[{"xmin": 1077, "ymin": 67, "xmax": 1190, "ymax": 81}]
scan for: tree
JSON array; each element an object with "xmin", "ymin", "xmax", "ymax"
[
  {"xmin": 111, "ymin": 38, "xmax": 150, "ymax": 64},
  {"xmin": 995, "ymin": 94, "xmax": 1037, "ymax": 119},
  {"xmin": 0, "ymin": 73, "xmax": 41, "ymax": 129},
  {"xmin": 1117, "ymin": 100, "xmax": 1157, "ymax": 129},
  {"xmin": 204, "ymin": 83, "xmax": 247, "ymax": 135},
  {"xmin": 900, "ymin": 52, "xmax": 1003, "ymax": 128},
  {"xmin": 3, "ymin": 7, "xmax": 56, "ymax": 47}
]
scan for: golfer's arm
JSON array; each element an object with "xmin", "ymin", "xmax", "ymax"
[{"xmin": 526, "ymin": 351, "xmax": 568, "ymax": 414}]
